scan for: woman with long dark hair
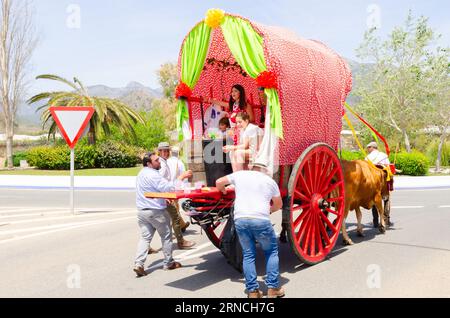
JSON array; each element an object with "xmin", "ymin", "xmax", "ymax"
[{"xmin": 206, "ymin": 84, "xmax": 255, "ymax": 125}]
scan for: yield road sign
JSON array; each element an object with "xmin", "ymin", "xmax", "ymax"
[{"xmin": 49, "ymin": 107, "xmax": 95, "ymax": 149}]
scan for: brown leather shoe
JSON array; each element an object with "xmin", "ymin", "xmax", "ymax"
[
  {"xmin": 248, "ymin": 290, "xmax": 263, "ymax": 298},
  {"xmin": 177, "ymin": 240, "xmax": 196, "ymax": 249},
  {"xmin": 165, "ymin": 261, "xmax": 182, "ymax": 270},
  {"xmin": 148, "ymin": 247, "xmax": 158, "ymax": 255},
  {"xmin": 181, "ymin": 221, "xmax": 190, "ymax": 233},
  {"xmin": 267, "ymin": 287, "xmax": 285, "ymax": 298},
  {"xmin": 133, "ymin": 265, "xmax": 147, "ymax": 277}
]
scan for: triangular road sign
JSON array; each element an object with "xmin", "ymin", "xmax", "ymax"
[{"xmin": 49, "ymin": 107, "xmax": 95, "ymax": 149}]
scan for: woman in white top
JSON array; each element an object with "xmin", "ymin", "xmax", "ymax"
[{"xmin": 223, "ymin": 112, "xmax": 264, "ymax": 172}]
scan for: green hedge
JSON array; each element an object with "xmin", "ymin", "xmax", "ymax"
[
  {"xmin": 389, "ymin": 151, "xmax": 429, "ymax": 176},
  {"xmin": 94, "ymin": 141, "xmax": 139, "ymax": 169},
  {"xmin": 338, "ymin": 150, "xmax": 365, "ymax": 161},
  {"xmin": 26, "ymin": 140, "xmax": 139, "ymax": 170}
]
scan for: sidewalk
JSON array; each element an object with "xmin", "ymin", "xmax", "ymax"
[{"xmin": 1, "ymin": 175, "xmax": 450, "ymax": 190}]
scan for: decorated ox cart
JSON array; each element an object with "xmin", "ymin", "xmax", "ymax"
[{"xmin": 147, "ymin": 9, "xmax": 353, "ymax": 266}]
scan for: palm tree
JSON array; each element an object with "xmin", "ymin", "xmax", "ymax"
[{"xmin": 28, "ymin": 74, "xmax": 145, "ymax": 144}]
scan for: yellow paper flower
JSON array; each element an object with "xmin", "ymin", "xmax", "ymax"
[{"xmin": 205, "ymin": 8, "xmax": 225, "ymax": 29}]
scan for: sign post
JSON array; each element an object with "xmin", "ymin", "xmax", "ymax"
[{"xmin": 49, "ymin": 107, "xmax": 95, "ymax": 215}]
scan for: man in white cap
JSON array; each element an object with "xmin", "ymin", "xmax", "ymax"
[
  {"xmin": 216, "ymin": 162, "xmax": 284, "ymax": 299},
  {"xmin": 365, "ymin": 141, "xmax": 391, "ymax": 228},
  {"xmin": 158, "ymin": 142, "xmax": 195, "ymax": 249},
  {"xmin": 366, "ymin": 142, "xmax": 390, "ymax": 166}
]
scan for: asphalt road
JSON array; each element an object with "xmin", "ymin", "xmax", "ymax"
[{"xmin": 0, "ymin": 188, "xmax": 449, "ymax": 298}]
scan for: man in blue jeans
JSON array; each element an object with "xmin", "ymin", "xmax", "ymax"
[{"xmin": 216, "ymin": 162, "xmax": 284, "ymax": 298}]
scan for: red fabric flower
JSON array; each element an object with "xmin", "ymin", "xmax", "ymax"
[
  {"xmin": 175, "ymin": 82, "xmax": 192, "ymax": 99},
  {"xmin": 256, "ymin": 71, "xmax": 278, "ymax": 89}
]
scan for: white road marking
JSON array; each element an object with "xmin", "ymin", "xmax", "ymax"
[
  {"xmin": 0, "ymin": 211, "xmax": 75, "ymax": 220},
  {"xmin": 392, "ymin": 206, "xmax": 425, "ymax": 209},
  {"xmin": 0, "ymin": 210, "xmax": 135, "ymax": 225},
  {"xmin": 0, "ymin": 207, "xmax": 66, "ymax": 213},
  {"xmin": 0, "ymin": 216, "xmax": 134, "ymax": 236},
  {"xmin": 0, "ymin": 216, "xmax": 135, "ymax": 245},
  {"xmin": 438, "ymin": 205, "xmax": 450, "ymax": 208},
  {"xmin": 146, "ymin": 245, "xmax": 217, "ymax": 271}
]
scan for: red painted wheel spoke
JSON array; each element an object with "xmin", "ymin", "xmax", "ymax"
[
  {"xmin": 319, "ymin": 211, "xmax": 337, "ymax": 233},
  {"xmin": 325, "ymin": 208, "xmax": 339, "ymax": 216},
  {"xmin": 317, "ymin": 216, "xmax": 331, "ymax": 246},
  {"xmin": 314, "ymin": 213, "xmax": 324, "ymax": 254},
  {"xmin": 293, "ymin": 208, "xmax": 310, "ymax": 228},
  {"xmin": 327, "ymin": 196, "xmax": 344, "ymax": 203},
  {"xmin": 294, "ymin": 189, "xmax": 310, "ymax": 203},
  {"xmin": 319, "ymin": 165, "xmax": 339, "ymax": 192},
  {"xmin": 317, "ymin": 155, "xmax": 332, "ymax": 189},
  {"xmin": 321, "ymin": 180, "xmax": 343, "ymax": 197},
  {"xmin": 313, "ymin": 152, "xmax": 326, "ymax": 192},
  {"xmin": 296, "ymin": 211, "xmax": 312, "ymax": 243},
  {"xmin": 297, "ymin": 172, "xmax": 312, "ymax": 197},
  {"xmin": 309, "ymin": 154, "xmax": 317, "ymax": 192},
  {"xmin": 293, "ymin": 203, "xmax": 310, "ymax": 211},
  {"xmin": 310, "ymin": 213, "xmax": 316, "ymax": 256},
  {"xmin": 301, "ymin": 214, "xmax": 313, "ymax": 254},
  {"xmin": 304, "ymin": 160, "xmax": 315, "ymax": 194}
]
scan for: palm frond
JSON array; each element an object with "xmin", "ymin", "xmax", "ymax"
[{"xmin": 36, "ymin": 74, "xmax": 80, "ymax": 91}]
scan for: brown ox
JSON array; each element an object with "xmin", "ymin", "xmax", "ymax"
[{"xmin": 340, "ymin": 160, "xmax": 389, "ymax": 245}]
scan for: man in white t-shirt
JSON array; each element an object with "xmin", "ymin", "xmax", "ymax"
[
  {"xmin": 216, "ymin": 162, "xmax": 284, "ymax": 299},
  {"xmin": 365, "ymin": 141, "xmax": 391, "ymax": 228}
]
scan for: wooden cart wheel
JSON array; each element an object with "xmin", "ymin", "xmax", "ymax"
[
  {"xmin": 285, "ymin": 143, "xmax": 345, "ymax": 265},
  {"xmin": 203, "ymin": 215, "xmax": 230, "ymax": 249}
]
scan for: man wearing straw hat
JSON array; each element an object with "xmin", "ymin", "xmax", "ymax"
[
  {"xmin": 216, "ymin": 161, "xmax": 284, "ymax": 299},
  {"xmin": 158, "ymin": 142, "xmax": 195, "ymax": 250}
]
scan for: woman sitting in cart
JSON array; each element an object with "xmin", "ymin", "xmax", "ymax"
[
  {"xmin": 206, "ymin": 84, "xmax": 255, "ymax": 126},
  {"xmin": 223, "ymin": 112, "xmax": 264, "ymax": 172}
]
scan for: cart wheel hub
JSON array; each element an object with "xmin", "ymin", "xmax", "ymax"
[{"xmin": 311, "ymin": 193, "xmax": 327, "ymax": 212}]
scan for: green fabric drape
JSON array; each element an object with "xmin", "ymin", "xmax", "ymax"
[
  {"xmin": 221, "ymin": 16, "xmax": 283, "ymax": 138},
  {"xmin": 265, "ymin": 88, "xmax": 283, "ymax": 138},
  {"xmin": 177, "ymin": 22, "xmax": 212, "ymax": 140}
]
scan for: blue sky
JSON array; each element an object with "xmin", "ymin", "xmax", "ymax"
[{"xmin": 30, "ymin": 0, "xmax": 450, "ymax": 93}]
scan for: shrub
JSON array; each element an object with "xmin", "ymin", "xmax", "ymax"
[
  {"xmin": 389, "ymin": 151, "xmax": 429, "ymax": 176},
  {"xmin": 95, "ymin": 141, "xmax": 139, "ymax": 168},
  {"xmin": 26, "ymin": 141, "xmax": 139, "ymax": 170},
  {"xmin": 27, "ymin": 146, "xmax": 70, "ymax": 170},
  {"xmin": 339, "ymin": 150, "xmax": 365, "ymax": 161},
  {"xmin": 74, "ymin": 143, "xmax": 97, "ymax": 169}
]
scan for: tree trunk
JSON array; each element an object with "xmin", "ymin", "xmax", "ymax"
[
  {"xmin": 402, "ymin": 129, "xmax": 412, "ymax": 153},
  {"xmin": 5, "ymin": 119, "xmax": 13, "ymax": 169},
  {"xmin": 88, "ymin": 123, "xmax": 96, "ymax": 145},
  {"xmin": 435, "ymin": 132, "xmax": 447, "ymax": 172}
]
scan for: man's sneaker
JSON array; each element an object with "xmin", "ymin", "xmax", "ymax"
[
  {"xmin": 267, "ymin": 287, "xmax": 285, "ymax": 298},
  {"xmin": 178, "ymin": 240, "xmax": 196, "ymax": 250},
  {"xmin": 248, "ymin": 290, "xmax": 263, "ymax": 298},
  {"xmin": 133, "ymin": 265, "xmax": 147, "ymax": 277},
  {"xmin": 164, "ymin": 262, "xmax": 182, "ymax": 270}
]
